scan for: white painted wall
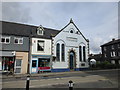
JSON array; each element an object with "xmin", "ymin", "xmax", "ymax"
[
  {"xmin": 31, "ymin": 38, "xmax": 51, "ymax": 55},
  {"xmin": 52, "ymin": 23, "xmax": 89, "ymax": 69}
]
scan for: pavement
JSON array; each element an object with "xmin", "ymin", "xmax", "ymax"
[{"xmin": 1, "ymin": 69, "xmax": 119, "ymax": 79}]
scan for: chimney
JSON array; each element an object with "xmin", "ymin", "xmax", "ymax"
[{"xmin": 112, "ymin": 38, "xmax": 115, "ymax": 41}]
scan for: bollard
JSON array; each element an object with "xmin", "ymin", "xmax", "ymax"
[
  {"xmin": 68, "ymin": 80, "xmax": 74, "ymax": 90},
  {"xmin": 26, "ymin": 75, "xmax": 30, "ymax": 90}
]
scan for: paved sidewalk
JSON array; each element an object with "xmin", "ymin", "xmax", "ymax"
[
  {"xmin": 2, "ymin": 71, "xmax": 85, "ymax": 79},
  {"xmin": 2, "ymin": 69, "xmax": 119, "ymax": 79}
]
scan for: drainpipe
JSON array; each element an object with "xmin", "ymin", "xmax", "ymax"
[{"xmin": 27, "ymin": 31, "xmax": 32, "ymax": 74}]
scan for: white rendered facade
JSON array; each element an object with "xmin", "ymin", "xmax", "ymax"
[
  {"xmin": 30, "ymin": 19, "xmax": 89, "ymax": 73},
  {"xmin": 51, "ymin": 20, "xmax": 89, "ymax": 72},
  {"xmin": 30, "ymin": 38, "xmax": 52, "ymax": 73}
]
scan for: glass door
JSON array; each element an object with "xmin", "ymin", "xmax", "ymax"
[
  {"xmin": 14, "ymin": 59, "xmax": 22, "ymax": 74},
  {"xmin": 31, "ymin": 60, "xmax": 38, "ymax": 73}
]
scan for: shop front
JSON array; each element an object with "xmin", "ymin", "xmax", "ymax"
[
  {"xmin": 0, "ymin": 51, "xmax": 15, "ymax": 73},
  {"xmin": 31, "ymin": 55, "xmax": 51, "ymax": 73}
]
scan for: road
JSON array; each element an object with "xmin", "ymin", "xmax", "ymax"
[{"xmin": 1, "ymin": 69, "xmax": 119, "ymax": 89}]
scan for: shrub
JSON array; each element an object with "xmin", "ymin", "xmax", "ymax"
[{"xmin": 95, "ymin": 61, "xmax": 119, "ymax": 69}]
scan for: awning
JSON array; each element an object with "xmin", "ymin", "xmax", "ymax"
[{"xmin": 0, "ymin": 51, "xmax": 15, "ymax": 57}]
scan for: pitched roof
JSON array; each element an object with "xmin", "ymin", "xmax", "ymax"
[
  {"xmin": 60, "ymin": 19, "xmax": 89, "ymax": 42},
  {"xmin": 101, "ymin": 39, "xmax": 120, "ymax": 47},
  {"xmin": 0, "ymin": 21, "xmax": 60, "ymax": 39}
]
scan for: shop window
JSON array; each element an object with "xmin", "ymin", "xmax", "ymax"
[
  {"xmin": 37, "ymin": 40, "xmax": 44, "ymax": 51},
  {"xmin": 56, "ymin": 43, "xmax": 60, "ymax": 61},
  {"xmin": 14, "ymin": 37, "xmax": 23, "ymax": 44},
  {"xmin": 38, "ymin": 58, "xmax": 50, "ymax": 67},
  {"xmin": 83, "ymin": 46, "xmax": 86, "ymax": 62},
  {"xmin": 61, "ymin": 44, "xmax": 65, "ymax": 62},
  {"xmin": 79, "ymin": 46, "xmax": 82, "ymax": 61},
  {"xmin": 0, "ymin": 37, "xmax": 10, "ymax": 44}
]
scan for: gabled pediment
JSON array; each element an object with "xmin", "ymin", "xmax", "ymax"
[{"xmin": 60, "ymin": 18, "xmax": 88, "ymax": 42}]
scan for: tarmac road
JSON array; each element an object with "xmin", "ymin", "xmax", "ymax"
[{"xmin": 1, "ymin": 69, "xmax": 120, "ymax": 89}]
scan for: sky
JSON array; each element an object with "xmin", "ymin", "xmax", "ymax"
[{"xmin": 1, "ymin": 1, "xmax": 118, "ymax": 54}]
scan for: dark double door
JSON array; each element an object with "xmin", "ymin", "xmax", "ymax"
[{"xmin": 69, "ymin": 51, "xmax": 75, "ymax": 70}]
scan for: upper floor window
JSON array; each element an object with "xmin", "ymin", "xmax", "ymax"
[
  {"xmin": 37, "ymin": 40, "xmax": 44, "ymax": 51},
  {"xmin": 0, "ymin": 37, "xmax": 10, "ymax": 44},
  {"xmin": 103, "ymin": 47, "xmax": 107, "ymax": 51},
  {"xmin": 37, "ymin": 25, "xmax": 44, "ymax": 35},
  {"xmin": 14, "ymin": 37, "xmax": 23, "ymax": 44},
  {"xmin": 56, "ymin": 43, "xmax": 60, "ymax": 61},
  {"xmin": 111, "ymin": 51, "xmax": 116, "ymax": 57},
  {"xmin": 61, "ymin": 44, "xmax": 65, "ymax": 62},
  {"xmin": 118, "ymin": 44, "xmax": 120, "ymax": 48},
  {"xmin": 111, "ymin": 45, "xmax": 114, "ymax": 49}
]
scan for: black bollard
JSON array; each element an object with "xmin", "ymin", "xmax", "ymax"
[
  {"xmin": 68, "ymin": 80, "xmax": 73, "ymax": 90},
  {"xmin": 26, "ymin": 75, "xmax": 30, "ymax": 90}
]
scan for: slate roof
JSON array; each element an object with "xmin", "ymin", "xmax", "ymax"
[
  {"xmin": 0, "ymin": 21, "xmax": 60, "ymax": 39},
  {"xmin": 101, "ymin": 39, "xmax": 120, "ymax": 47}
]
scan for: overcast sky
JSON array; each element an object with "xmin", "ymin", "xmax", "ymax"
[{"xmin": 1, "ymin": 2, "xmax": 118, "ymax": 54}]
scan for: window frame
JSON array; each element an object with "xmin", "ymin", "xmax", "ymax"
[
  {"xmin": 103, "ymin": 46, "xmax": 107, "ymax": 51},
  {"xmin": 79, "ymin": 46, "xmax": 82, "ymax": 62},
  {"xmin": 14, "ymin": 37, "xmax": 23, "ymax": 44},
  {"xmin": 56, "ymin": 43, "xmax": 60, "ymax": 62},
  {"xmin": 0, "ymin": 36, "xmax": 10, "ymax": 44},
  {"xmin": 61, "ymin": 44, "xmax": 65, "ymax": 62},
  {"xmin": 37, "ymin": 40, "xmax": 44, "ymax": 51},
  {"xmin": 111, "ymin": 45, "xmax": 114, "ymax": 49},
  {"xmin": 83, "ymin": 46, "xmax": 86, "ymax": 62}
]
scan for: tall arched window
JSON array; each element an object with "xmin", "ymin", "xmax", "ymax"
[
  {"xmin": 83, "ymin": 46, "xmax": 86, "ymax": 62},
  {"xmin": 79, "ymin": 46, "xmax": 82, "ymax": 61},
  {"xmin": 56, "ymin": 43, "xmax": 60, "ymax": 61},
  {"xmin": 61, "ymin": 44, "xmax": 65, "ymax": 62}
]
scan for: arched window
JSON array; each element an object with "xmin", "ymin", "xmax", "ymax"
[
  {"xmin": 83, "ymin": 46, "xmax": 86, "ymax": 62},
  {"xmin": 70, "ymin": 30, "xmax": 73, "ymax": 33},
  {"xmin": 61, "ymin": 44, "xmax": 65, "ymax": 62},
  {"xmin": 56, "ymin": 43, "xmax": 60, "ymax": 61},
  {"xmin": 79, "ymin": 46, "xmax": 82, "ymax": 61}
]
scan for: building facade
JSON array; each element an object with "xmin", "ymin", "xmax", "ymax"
[
  {"xmin": 51, "ymin": 19, "xmax": 89, "ymax": 72},
  {"xmin": 1, "ymin": 19, "xmax": 89, "ymax": 74},
  {"xmin": 101, "ymin": 39, "xmax": 120, "ymax": 64},
  {"xmin": 30, "ymin": 25, "xmax": 59, "ymax": 73},
  {"xmin": 0, "ymin": 21, "xmax": 30, "ymax": 74}
]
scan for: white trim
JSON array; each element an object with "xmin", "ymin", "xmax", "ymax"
[
  {"xmin": 14, "ymin": 37, "xmax": 23, "ymax": 44},
  {"xmin": 0, "ymin": 36, "xmax": 10, "ymax": 44}
]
